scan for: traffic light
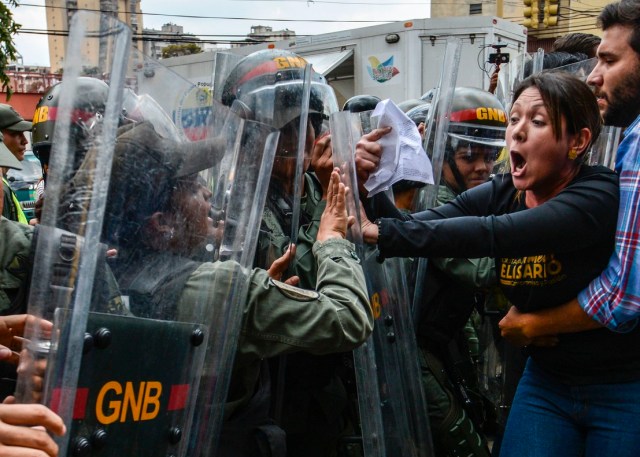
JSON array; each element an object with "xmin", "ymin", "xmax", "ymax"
[
  {"xmin": 523, "ymin": 0, "xmax": 539, "ymax": 29},
  {"xmin": 543, "ymin": 0, "xmax": 559, "ymax": 27}
]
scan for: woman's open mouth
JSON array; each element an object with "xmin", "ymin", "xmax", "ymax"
[{"xmin": 511, "ymin": 151, "xmax": 526, "ymax": 176}]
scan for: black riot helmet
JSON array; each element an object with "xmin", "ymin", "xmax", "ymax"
[
  {"xmin": 221, "ymin": 49, "xmax": 338, "ymax": 136},
  {"xmin": 342, "ymin": 94, "xmax": 381, "ymax": 113},
  {"xmin": 31, "ymin": 77, "xmax": 110, "ymax": 183}
]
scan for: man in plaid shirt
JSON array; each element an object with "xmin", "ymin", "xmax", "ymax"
[{"xmin": 499, "ymin": 0, "xmax": 640, "ymax": 343}]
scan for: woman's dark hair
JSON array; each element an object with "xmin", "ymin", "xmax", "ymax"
[
  {"xmin": 512, "ymin": 71, "xmax": 602, "ymax": 153},
  {"xmin": 599, "ymin": 0, "xmax": 640, "ymax": 57}
]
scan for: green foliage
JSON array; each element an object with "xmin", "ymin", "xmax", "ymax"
[
  {"xmin": 0, "ymin": 0, "xmax": 21, "ymax": 100},
  {"xmin": 161, "ymin": 43, "xmax": 202, "ymax": 59}
]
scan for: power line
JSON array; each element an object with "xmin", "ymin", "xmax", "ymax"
[
  {"xmin": 15, "ymin": 27, "xmax": 291, "ymax": 45},
  {"xmin": 10, "ymin": 1, "xmax": 412, "ymax": 23}
]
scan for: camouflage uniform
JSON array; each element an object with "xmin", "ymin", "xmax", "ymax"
[
  {"xmin": 0, "ymin": 217, "xmax": 32, "ymax": 316},
  {"xmin": 113, "ymin": 236, "xmax": 372, "ymax": 457}
]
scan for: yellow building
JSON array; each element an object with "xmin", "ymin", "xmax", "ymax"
[
  {"xmin": 45, "ymin": 0, "xmax": 143, "ymax": 73},
  {"xmin": 430, "ymin": 0, "xmax": 607, "ymax": 51}
]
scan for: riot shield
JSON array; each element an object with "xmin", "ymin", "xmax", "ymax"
[
  {"xmin": 17, "ymin": 13, "xmax": 280, "ymax": 457},
  {"xmin": 289, "ymin": 63, "xmax": 313, "ymax": 247},
  {"xmin": 495, "ymin": 52, "xmax": 532, "ymax": 113},
  {"xmin": 186, "ymin": 116, "xmax": 280, "ymax": 456},
  {"xmin": 225, "ymin": 53, "xmax": 338, "ymax": 271},
  {"xmin": 587, "ymin": 125, "xmax": 621, "ymax": 169},
  {"xmin": 530, "ymin": 48, "xmax": 545, "ymax": 76},
  {"xmin": 121, "ymin": 47, "xmax": 282, "ymax": 456},
  {"xmin": 549, "ymin": 57, "xmax": 596, "ymax": 81},
  {"xmin": 14, "ymin": 10, "xmax": 131, "ymax": 457},
  {"xmin": 411, "ymin": 37, "xmax": 462, "ymax": 320},
  {"xmin": 330, "ymin": 110, "xmax": 434, "ymax": 457},
  {"xmin": 543, "ymin": 57, "xmax": 621, "ymax": 169},
  {"xmin": 212, "ymin": 51, "xmax": 243, "ymax": 104}
]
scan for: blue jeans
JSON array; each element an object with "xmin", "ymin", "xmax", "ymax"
[{"xmin": 499, "ymin": 358, "xmax": 640, "ymax": 457}]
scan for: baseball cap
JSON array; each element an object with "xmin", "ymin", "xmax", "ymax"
[
  {"xmin": 0, "ymin": 131, "xmax": 22, "ymax": 169},
  {"xmin": 0, "ymin": 104, "xmax": 33, "ymax": 132}
]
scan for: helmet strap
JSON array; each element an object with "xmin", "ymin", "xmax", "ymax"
[{"xmin": 445, "ymin": 150, "xmax": 467, "ymax": 194}]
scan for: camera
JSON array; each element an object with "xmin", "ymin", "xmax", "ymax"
[{"xmin": 489, "ymin": 53, "xmax": 510, "ymax": 64}]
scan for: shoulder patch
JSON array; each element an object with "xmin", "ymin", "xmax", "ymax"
[{"xmin": 269, "ymin": 278, "xmax": 320, "ymax": 302}]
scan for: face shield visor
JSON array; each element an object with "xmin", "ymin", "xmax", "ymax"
[
  {"xmin": 235, "ymin": 79, "xmax": 338, "ymax": 159},
  {"xmin": 447, "ymin": 123, "xmax": 506, "ymax": 167}
]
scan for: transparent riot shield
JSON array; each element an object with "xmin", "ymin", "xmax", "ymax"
[
  {"xmin": 543, "ymin": 57, "xmax": 621, "ymax": 169},
  {"xmin": 289, "ymin": 63, "xmax": 313, "ymax": 246},
  {"xmin": 230, "ymin": 58, "xmax": 338, "ymax": 271},
  {"xmin": 587, "ymin": 125, "xmax": 621, "ymax": 169},
  {"xmin": 125, "ymin": 46, "xmax": 223, "ymax": 143},
  {"xmin": 549, "ymin": 57, "xmax": 596, "ymax": 81},
  {"xmin": 14, "ymin": 10, "xmax": 131, "ymax": 457},
  {"xmin": 212, "ymin": 51, "xmax": 243, "ymax": 104},
  {"xmin": 330, "ymin": 110, "xmax": 434, "ymax": 457},
  {"xmin": 495, "ymin": 52, "xmax": 531, "ymax": 113},
  {"xmin": 411, "ymin": 37, "xmax": 462, "ymax": 321},
  {"xmin": 530, "ymin": 48, "xmax": 545, "ymax": 76},
  {"xmin": 17, "ymin": 14, "xmax": 281, "ymax": 457},
  {"xmin": 186, "ymin": 116, "xmax": 280, "ymax": 456}
]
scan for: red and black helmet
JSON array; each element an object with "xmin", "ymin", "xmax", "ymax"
[{"xmin": 221, "ymin": 49, "xmax": 338, "ymax": 133}]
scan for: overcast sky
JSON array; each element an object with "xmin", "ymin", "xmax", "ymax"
[{"xmin": 10, "ymin": 0, "xmax": 430, "ymax": 66}]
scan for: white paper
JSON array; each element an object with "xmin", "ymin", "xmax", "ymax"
[{"xmin": 364, "ymin": 99, "xmax": 434, "ymax": 197}]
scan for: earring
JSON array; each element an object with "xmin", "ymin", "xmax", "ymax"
[{"xmin": 568, "ymin": 148, "xmax": 578, "ymax": 160}]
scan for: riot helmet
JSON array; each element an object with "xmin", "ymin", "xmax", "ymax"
[
  {"xmin": 342, "ymin": 94, "xmax": 381, "ymax": 113},
  {"xmin": 442, "ymin": 87, "xmax": 507, "ymax": 193},
  {"xmin": 221, "ymin": 49, "xmax": 338, "ymax": 137},
  {"xmin": 397, "ymin": 98, "xmax": 428, "ymax": 114},
  {"xmin": 405, "ymin": 103, "xmax": 431, "ymax": 127},
  {"xmin": 32, "ymin": 77, "xmax": 110, "ymax": 183}
]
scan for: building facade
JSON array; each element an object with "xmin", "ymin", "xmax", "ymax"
[
  {"xmin": 430, "ymin": 0, "xmax": 607, "ymax": 52},
  {"xmin": 45, "ymin": 0, "xmax": 143, "ymax": 73}
]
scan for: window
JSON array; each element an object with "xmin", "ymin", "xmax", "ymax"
[{"xmin": 470, "ymin": 3, "xmax": 482, "ymax": 14}]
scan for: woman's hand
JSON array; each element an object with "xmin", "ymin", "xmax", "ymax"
[
  {"xmin": 354, "ymin": 126, "xmax": 392, "ymax": 197},
  {"xmin": 360, "ymin": 207, "xmax": 379, "ymax": 244},
  {"xmin": 317, "ymin": 169, "xmax": 355, "ymax": 242}
]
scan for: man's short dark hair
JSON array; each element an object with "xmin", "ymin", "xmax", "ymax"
[
  {"xmin": 551, "ymin": 33, "xmax": 601, "ymax": 58},
  {"xmin": 598, "ymin": 0, "xmax": 640, "ymax": 57}
]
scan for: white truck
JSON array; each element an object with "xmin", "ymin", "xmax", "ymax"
[{"xmin": 161, "ymin": 15, "xmax": 527, "ymax": 107}]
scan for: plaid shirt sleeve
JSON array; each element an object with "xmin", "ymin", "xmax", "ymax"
[{"xmin": 578, "ymin": 116, "xmax": 640, "ymax": 330}]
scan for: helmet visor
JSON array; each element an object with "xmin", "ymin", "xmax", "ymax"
[
  {"xmin": 239, "ymin": 80, "xmax": 338, "ymax": 133},
  {"xmin": 448, "ymin": 123, "xmax": 506, "ymax": 148}
]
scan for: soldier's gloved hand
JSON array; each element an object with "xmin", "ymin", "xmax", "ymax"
[
  {"xmin": 267, "ymin": 245, "xmax": 300, "ymax": 286},
  {"xmin": 0, "ymin": 403, "xmax": 66, "ymax": 457},
  {"xmin": 310, "ymin": 132, "xmax": 333, "ymax": 199},
  {"xmin": 317, "ymin": 169, "xmax": 354, "ymax": 242},
  {"xmin": 354, "ymin": 126, "xmax": 392, "ymax": 198}
]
